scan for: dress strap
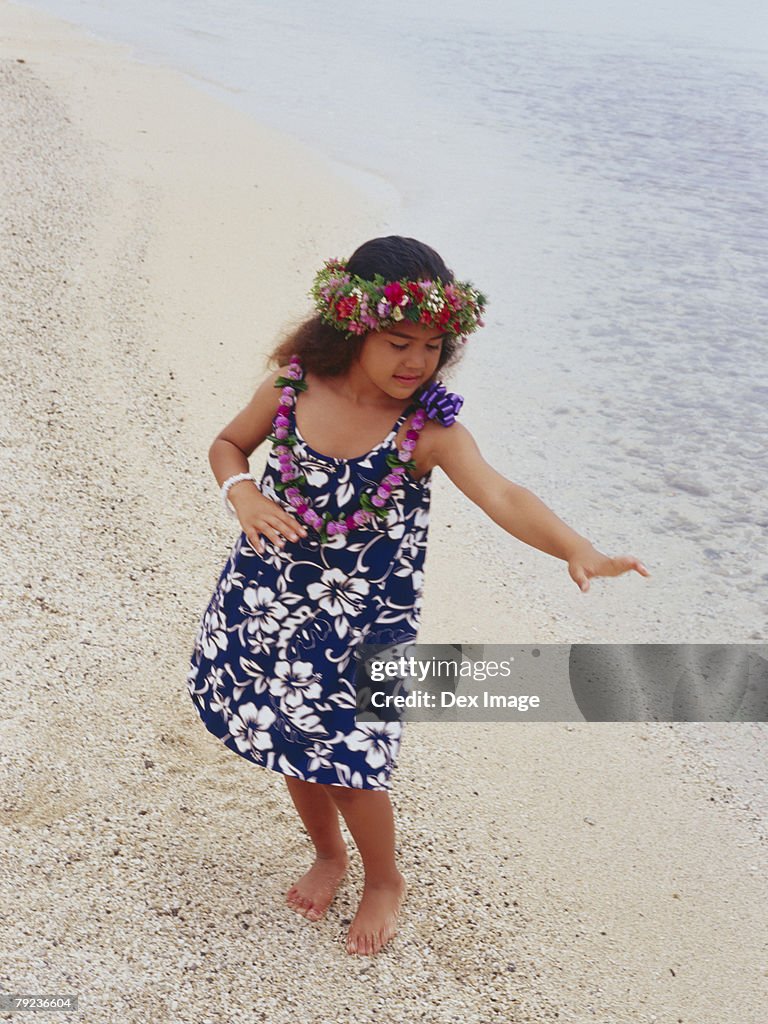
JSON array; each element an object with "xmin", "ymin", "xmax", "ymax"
[{"xmin": 390, "ymin": 401, "xmax": 418, "ymax": 435}]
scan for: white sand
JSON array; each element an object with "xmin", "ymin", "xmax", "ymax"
[{"xmin": 0, "ymin": 2, "xmax": 765, "ymax": 1021}]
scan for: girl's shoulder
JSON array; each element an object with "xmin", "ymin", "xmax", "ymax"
[{"xmin": 409, "ymin": 410, "xmax": 470, "ymax": 477}]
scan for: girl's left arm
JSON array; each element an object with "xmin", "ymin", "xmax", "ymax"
[{"xmin": 431, "ymin": 422, "xmax": 650, "ymax": 593}]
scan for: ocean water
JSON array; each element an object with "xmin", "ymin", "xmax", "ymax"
[{"xmin": 14, "ymin": 0, "xmax": 768, "ymax": 636}]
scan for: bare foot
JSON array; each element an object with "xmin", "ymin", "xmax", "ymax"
[
  {"xmin": 286, "ymin": 850, "xmax": 349, "ymax": 922},
  {"xmin": 346, "ymin": 872, "xmax": 407, "ymax": 955}
]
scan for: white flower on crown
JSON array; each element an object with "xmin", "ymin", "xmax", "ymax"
[{"xmin": 391, "ymin": 306, "xmax": 404, "ymax": 321}]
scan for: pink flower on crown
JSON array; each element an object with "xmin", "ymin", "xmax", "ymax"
[
  {"xmin": 444, "ymin": 284, "xmax": 464, "ymax": 311},
  {"xmin": 384, "ymin": 282, "xmax": 408, "ymax": 307}
]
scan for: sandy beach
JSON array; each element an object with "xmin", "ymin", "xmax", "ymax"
[{"xmin": 1, "ymin": 1, "xmax": 766, "ymax": 1021}]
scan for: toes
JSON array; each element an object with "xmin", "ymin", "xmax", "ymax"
[{"xmin": 346, "ymin": 928, "xmax": 389, "ymax": 955}]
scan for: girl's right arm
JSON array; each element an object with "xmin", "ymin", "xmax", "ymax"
[{"xmin": 208, "ymin": 365, "xmax": 308, "ymax": 553}]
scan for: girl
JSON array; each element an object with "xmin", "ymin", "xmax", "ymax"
[{"xmin": 186, "ymin": 235, "xmax": 649, "ymax": 957}]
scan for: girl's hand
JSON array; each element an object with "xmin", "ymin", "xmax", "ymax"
[
  {"xmin": 231, "ymin": 486, "xmax": 308, "ymax": 554},
  {"xmin": 567, "ymin": 541, "xmax": 651, "ymax": 593}
]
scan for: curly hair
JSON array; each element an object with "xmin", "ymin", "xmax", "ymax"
[{"xmin": 267, "ymin": 236, "xmax": 469, "ymax": 381}]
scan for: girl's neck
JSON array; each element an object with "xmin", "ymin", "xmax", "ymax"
[{"xmin": 309, "ymin": 365, "xmax": 409, "ymax": 413}]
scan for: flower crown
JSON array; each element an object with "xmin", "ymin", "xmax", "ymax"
[{"xmin": 310, "ymin": 257, "xmax": 488, "ymax": 341}]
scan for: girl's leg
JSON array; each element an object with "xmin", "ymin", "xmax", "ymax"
[
  {"xmin": 283, "ymin": 776, "xmax": 349, "ymax": 921},
  {"xmin": 326, "ymin": 787, "xmax": 407, "ymax": 956}
]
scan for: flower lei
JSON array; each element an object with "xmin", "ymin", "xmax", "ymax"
[
  {"xmin": 310, "ymin": 258, "xmax": 487, "ymax": 341},
  {"xmin": 268, "ymin": 355, "xmax": 463, "ymax": 544}
]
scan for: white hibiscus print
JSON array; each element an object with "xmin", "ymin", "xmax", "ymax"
[
  {"xmin": 240, "ymin": 585, "xmax": 289, "ymax": 639},
  {"xmin": 228, "ymin": 701, "xmax": 277, "ymax": 758},
  {"xmin": 306, "ymin": 568, "xmax": 370, "ymax": 638},
  {"xmin": 345, "ymin": 722, "xmax": 402, "ymax": 770},
  {"xmin": 209, "ymin": 687, "xmax": 234, "ymax": 722},
  {"xmin": 306, "ymin": 740, "xmax": 335, "ymax": 772},
  {"xmin": 267, "ymin": 659, "xmax": 323, "ymax": 711}
]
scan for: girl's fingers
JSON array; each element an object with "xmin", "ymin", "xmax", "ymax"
[
  {"xmin": 282, "ymin": 517, "xmax": 307, "ymax": 540},
  {"xmin": 245, "ymin": 518, "xmax": 306, "ymax": 554},
  {"xmin": 269, "ymin": 517, "xmax": 307, "ymax": 544},
  {"xmin": 569, "ymin": 565, "xmax": 590, "ymax": 592},
  {"xmin": 266, "ymin": 518, "xmax": 304, "ymax": 547},
  {"xmin": 266, "ymin": 523, "xmax": 287, "ymax": 547},
  {"xmin": 615, "ymin": 555, "xmax": 650, "ymax": 576},
  {"xmin": 572, "ymin": 555, "xmax": 650, "ymax": 590},
  {"xmin": 246, "ymin": 529, "xmax": 264, "ymax": 554},
  {"xmin": 603, "ymin": 556, "xmax": 651, "ymax": 578}
]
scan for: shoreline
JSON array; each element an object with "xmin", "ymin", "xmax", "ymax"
[{"xmin": 1, "ymin": 2, "xmax": 765, "ymax": 1021}]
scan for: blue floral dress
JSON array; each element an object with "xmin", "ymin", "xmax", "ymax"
[{"xmin": 185, "ymin": 374, "xmax": 436, "ymax": 791}]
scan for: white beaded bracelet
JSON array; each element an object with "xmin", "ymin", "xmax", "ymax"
[{"xmin": 221, "ymin": 472, "xmax": 257, "ymax": 520}]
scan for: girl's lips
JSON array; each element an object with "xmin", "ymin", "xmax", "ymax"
[{"xmin": 394, "ymin": 375, "xmax": 420, "ymax": 382}]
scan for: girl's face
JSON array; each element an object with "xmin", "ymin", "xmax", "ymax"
[{"xmin": 357, "ymin": 323, "xmax": 445, "ymax": 399}]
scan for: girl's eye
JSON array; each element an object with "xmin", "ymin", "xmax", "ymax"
[
  {"xmin": 390, "ymin": 343, "xmax": 407, "ymax": 351},
  {"xmin": 427, "ymin": 344, "xmax": 441, "ymax": 351}
]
